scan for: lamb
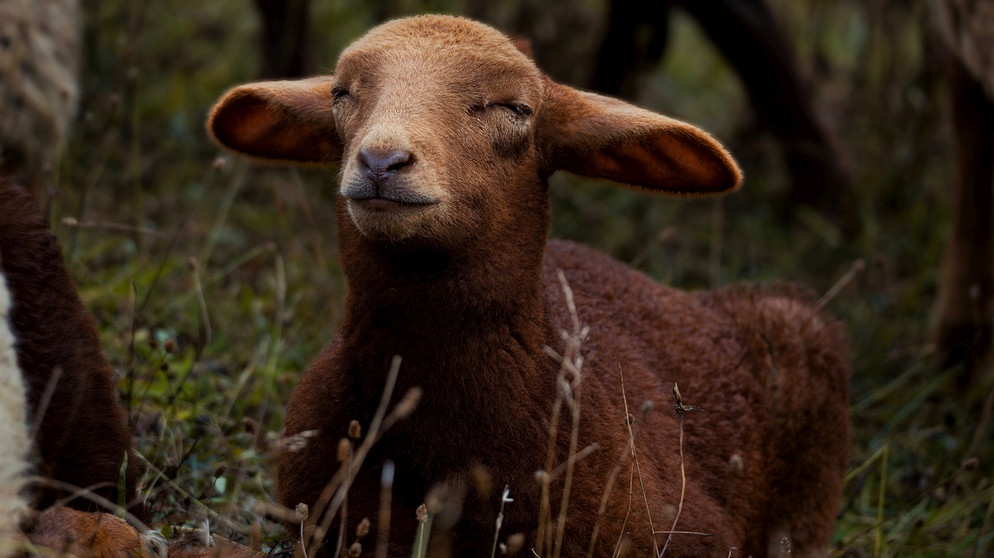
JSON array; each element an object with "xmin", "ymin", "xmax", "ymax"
[
  {"xmin": 0, "ymin": 179, "xmax": 143, "ymax": 519},
  {"xmin": 0, "ymin": 179, "xmax": 153, "ymax": 556},
  {"xmin": 0, "ymin": 0, "xmax": 80, "ymax": 207},
  {"xmin": 0, "ymin": 179, "xmax": 264, "ymax": 557},
  {"xmin": 0, "ymin": 179, "xmax": 151, "ymax": 555},
  {"xmin": 207, "ymin": 15, "xmax": 851, "ymax": 557}
]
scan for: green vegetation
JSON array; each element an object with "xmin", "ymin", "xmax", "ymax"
[{"xmin": 49, "ymin": 0, "xmax": 991, "ymax": 555}]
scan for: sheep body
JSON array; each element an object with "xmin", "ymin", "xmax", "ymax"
[
  {"xmin": 278, "ymin": 239, "xmax": 849, "ymax": 557},
  {"xmin": 0, "ymin": 180, "xmax": 142, "ymax": 519},
  {"xmin": 208, "ymin": 15, "xmax": 850, "ymax": 557},
  {"xmin": 0, "ymin": 181, "xmax": 268, "ymax": 557}
]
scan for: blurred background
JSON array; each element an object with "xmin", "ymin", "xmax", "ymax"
[{"xmin": 3, "ymin": 0, "xmax": 992, "ymax": 555}]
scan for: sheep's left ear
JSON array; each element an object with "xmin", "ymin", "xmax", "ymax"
[
  {"xmin": 537, "ymin": 79, "xmax": 742, "ymax": 195},
  {"xmin": 207, "ymin": 76, "xmax": 342, "ymax": 165}
]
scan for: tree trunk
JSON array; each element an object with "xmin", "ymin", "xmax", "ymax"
[
  {"xmin": 589, "ymin": 0, "xmax": 672, "ymax": 100},
  {"xmin": 675, "ymin": 0, "xmax": 859, "ymax": 236},
  {"xmin": 253, "ymin": 0, "xmax": 310, "ymax": 78},
  {"xmin": 933, "ymin": 51, "xmax": 994, "ymax": 385}
]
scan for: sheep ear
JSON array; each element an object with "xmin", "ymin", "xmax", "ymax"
[
  {"xmin": 538, "ymin": 80, "xmax": 742, "ymax": 195},
  {"xmin": 207, "ymin": 76, "xmax": 342, "ymax": 165}
]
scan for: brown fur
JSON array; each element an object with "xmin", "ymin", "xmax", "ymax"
[
  {"xmin": 1, "ymin": 178, "xmax": 263, "ymax": 557},
  {"xmin": 0, "ymin": 179, "xmax": 144, "ymax": 518},
  {"xmin": 207, "ymin": 15, "xmax": 850, "ymax": 557},
  {"xmin": 22, "ymin": 506, "xmax": 261, "ymax": 558},
  {"xmin": 25, "ymin": 506, "xmax": 149, "ymax": 557}
]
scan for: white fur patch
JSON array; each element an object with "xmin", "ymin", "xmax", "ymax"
[
  {"xmin": 0, "ymin": 0, "xmax": 80, "ymax": 177},
  {"xmin": 0, "ymin": 269, "xmax": 32, "ymax": 540}
]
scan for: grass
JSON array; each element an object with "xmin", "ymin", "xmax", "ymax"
[{"xmin": 27, "ymin": 0, "xmax": 994, "ymax": 556}]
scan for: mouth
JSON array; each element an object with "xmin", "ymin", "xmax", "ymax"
[
  {"xmin": 344, "ymin": 187, "xmax": 439, "ymax": 211},
  {"xmin": 347, "ymin": 195, "xmax": 438, "ymax": 212},
  {"xmin": 344, "ymin": 192, "xmax": 442, "ymax": 241}
]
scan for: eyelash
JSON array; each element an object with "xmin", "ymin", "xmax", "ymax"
[
  {"xmin": 331, "ymin": 86, "xmax": 351, "ymax": 103},
  {"xmin": 471, "ymin": 102, "xmax": 533, "ymax": 117}
]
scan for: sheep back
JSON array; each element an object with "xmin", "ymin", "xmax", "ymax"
[{"xmin": 543, "ymin": 239, "xmax": 850, "ymax": 555}]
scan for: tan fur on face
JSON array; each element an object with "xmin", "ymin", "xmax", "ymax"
[{"xmin": 330, "ymin": 17, "xmax": 545, "ymax": 242}]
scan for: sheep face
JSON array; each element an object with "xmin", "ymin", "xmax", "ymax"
[
  {"xmin": 208, "ymin": 15, "xmax": 742, "ymax": 245},
  {"xmin": 330, "ymin": 18, "xmax": 545, "ymax": 243}
]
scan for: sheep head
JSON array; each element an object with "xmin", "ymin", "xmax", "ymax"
[{"xmin": 207, "ymin": 15, "xmax": 742, "ymax": 245}]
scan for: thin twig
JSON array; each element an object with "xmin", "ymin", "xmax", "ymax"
[
  {"xmin": 413, "ymin": 504, "xmax": 430, "ymax": 558},
  {"xmin": 332, "ymin": 441, "xmax": 351, "ymax": 558},
  {"xmin": 653, "ymin": 530, "xmax": 713, "ymax": 536},
  {"xmin": 627, "ymin": 379, "xmax": 658, "ymax": 557},
  {"xmin": 309, "ymin": 357, "xmax": 421, "ymax": 556},
  {"xmin": 537, "ymin": 270, "xmax": 588, "ymax": 556},
  {"xmin": 815, "ymin": 259, "xmax": 865, "ymax": 310},
  {"xmin": 190, "ymin": 257, "xmax": 212, "ymax": 345},
  {"xmin": 29, "ymin": 367, "xmax": 63, "ymax": 441},
  {"xmin": 588, "ymin": 365, "xmax": 651, "ymax": 558},
  {"xmin": 553, "ymin": 270, "xmax": 588, "ymax": 558},
  {"xmin": 547, "ymin": 444, "xmax": 599, "ymax": 480},
  {"xmin": 36, "ymin": 478, "xmax": 153, "ymax": 533},
  {"xmin": 659, "ymin": 384, "xmax": 702, "ymax": 558},
  {"xmin": 374, "ymin": 461, "xmax": 394, "ymax": 558},
  {"xmin": 61, "ymin": 217, "xmax": 165, "ymax": 237},
  {"xmin": 299, "ymin": 519, "xmax": 309, "ymax": 558},
  {"xmin": 611, "ymin": 463, "xmax": 635, "ymax": 558},
  {"xmin": 490, "ymin": 486, "xmax": 513, "ymax": 558}
]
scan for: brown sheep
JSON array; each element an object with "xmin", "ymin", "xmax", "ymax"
[
  {"xmin": 0, "ymin": 0, "xmax": 80, "ymax": 208},
  {"xmin": 0, "ymin": 179, "xmax": 263, "ymax": 557},
  {"xmin": 0, "ymin": 180, "xmax": 143, "ymax": 520},
  {"xmin": 208, "ymin": 15, "xmax": 851, "ymax": 557}
]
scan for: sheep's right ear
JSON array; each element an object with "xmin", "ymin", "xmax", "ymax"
[{"xmin": 207, "ymin": 76, "xmax": 342, "ymax": 165}]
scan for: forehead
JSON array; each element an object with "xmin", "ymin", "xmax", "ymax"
[{"xmin": 335, "ymin": 16, "xmax": 542, "ymax": 94}]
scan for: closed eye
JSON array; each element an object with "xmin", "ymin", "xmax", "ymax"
[
  {"xmin": 504, "ymin": 103, "xmax": 532, "ymax": 117},
  {"xmin": 469, "ymin": 102, "xmax": 533, "ymax": 117},
  {"xmin": 331, "ymin": 86, "xmax": 352, "ymax": 103}
]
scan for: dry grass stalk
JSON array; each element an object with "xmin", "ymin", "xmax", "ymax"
[
  {"xmin": 552, "ymin": 270, "xmax": 588, "ymax": 558},
  {"xmin": 658, "ymin": 383, "xmax": 701, "ymax": 558},
  {"xmin": 587, "ymin": 370, "xmax": 652, "ymax": 558},
  {"xmin": 300, "ymin": 355, "xmax": 421, "ymax": 557},
  {"xmin": 34, "ymin": 477, "xmax": 153, "ymax": 533},
  {"xmin": 295, "ymin": 504, "xmax": 310, "ymax": 558},
  {"xmin": 332, "ymin": 438, "xmax": 351, "ymax": 558},
  {"xmin": 373, "ymin": 461, "xmax": 394, "ymax": 558},
  {"xmin": 412, "ymin": 503, "xmax": 430, "ymax": 558},
  {"xmin": 535, "ymin": 270, "xmax": 589, "ymax": 558},
  {"xmin": 815, "ymin": 259, "xmax": 865, "ymax": 311},
  {"xmin": 610, "ymin": 369, "xmax": 657, "ymax": 558},
  {"xmin": 490, "ymin": 486, "xmax": 513, "ymax": 558}
]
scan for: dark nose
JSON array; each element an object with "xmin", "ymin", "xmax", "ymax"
[{"xmin": 358, "ymin": 148, "xmax": 413, "ymax": 184}]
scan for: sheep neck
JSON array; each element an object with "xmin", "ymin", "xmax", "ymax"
[{"xmin": 333, "ymin": 203, "xmax": 559, "ymax": 473}]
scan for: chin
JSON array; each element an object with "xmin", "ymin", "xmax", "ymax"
[{"xmin": 346, "ymin": 201, "xmax": 440, "ymax": 243}]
